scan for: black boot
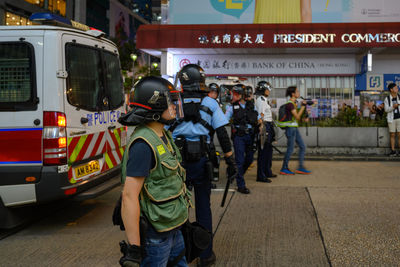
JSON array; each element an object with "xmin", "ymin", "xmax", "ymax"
[
  {"xmin": 256, "ymin": 177, "xmax": 272, "ymax": 183},
  {"xmin": 198, "ymin": 251, "xmax": 216, "ymax": 267}
]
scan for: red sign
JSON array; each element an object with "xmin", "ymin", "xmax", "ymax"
[{"xmin": 137, "ymin": 22, "xmax": 400, "ymax": 49}]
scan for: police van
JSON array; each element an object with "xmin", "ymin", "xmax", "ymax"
[{"xmin": 0, "ymin": 13, "xmax": 126, "ymax": 228}]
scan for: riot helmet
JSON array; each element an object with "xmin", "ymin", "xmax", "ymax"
[
  {"xmin": 208, "ymin": 83, "xmax": 220, "ymax": 94},
  {"xmin": 255, "ymin": 81, "xmax": 272, "ymax": 95},
  {"xmin": 119, "ymin": 76, "xmax": 183, "ymax": 126},
  {"xmin": 178, "ymin": 64, "xmax": 209, "ymax": 93},
  {"xmin": 231, "ymin": 83, "xmax": 246, "ymax": 96}
]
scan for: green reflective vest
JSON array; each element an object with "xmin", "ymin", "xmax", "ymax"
[{"xmin": 121, "ymin": 125, "xmax": 192, "ymax": 232}]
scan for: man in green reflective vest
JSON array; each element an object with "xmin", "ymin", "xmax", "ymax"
[{"xmin": 279, "ymin": 86, "xmax": 312, "ymax": 175}]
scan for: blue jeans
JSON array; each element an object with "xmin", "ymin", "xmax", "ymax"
[
  {"xmin": 141, "ymin": 226, "xmax": 187, "ymax": 267},
  {"xmin": 233, "ymin": 134, "xmax": 255, "ymax": 188},
  {"xmin": 281, "ymin": 127, "xmax": 306, "ymax": 170},
  {"xmin": 185, "ymin": 156, "xmax": 213, "ymax": 259}
]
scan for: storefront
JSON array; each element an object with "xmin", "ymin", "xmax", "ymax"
[{"xmin": 136, "ymin": 22, "xmax": 400, "ymax": 118}]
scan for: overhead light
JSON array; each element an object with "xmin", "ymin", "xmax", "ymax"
[{"xmin": 367, "ymin": 50, "xmax": 372, "ymax": 72}]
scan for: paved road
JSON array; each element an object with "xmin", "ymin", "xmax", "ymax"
[{"xmin": 0, "ymin": 160, "xmax": 399, "ymax": 266}]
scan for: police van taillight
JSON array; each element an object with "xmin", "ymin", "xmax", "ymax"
[{"xmin": 43, "ymin": 111, "xmax": 67, "ymax": 165}]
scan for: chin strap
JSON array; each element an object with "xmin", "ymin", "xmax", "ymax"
[{"xmin": 159, "ymin": 118, "xmax": 176, "ymax": 125}]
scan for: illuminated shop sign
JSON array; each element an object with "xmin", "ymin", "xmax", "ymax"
[
  {"xmin": 199, "ymin": 34, "xmax": 265, "ymax": 44},
  {"xmin": 198, "ymin": 32, "xmax": 400, "ymax": 45},
  {"xmin": 173, "ymin": 54, "xmax": 356, "ymax": 75}
]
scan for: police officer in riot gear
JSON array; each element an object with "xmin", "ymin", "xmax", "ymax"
[
  {"xmin": 208, "ymin": 83, "xmax": 222, "ymax": 107},
  {"xmin": 225, "ymin": 84, "xmax": 260, "ymax": 194},
  {"xmin": 169, "ymin": 64, "xmax": 237, "ymax": 267},
  {"xmin": 117, "ymin": 76, "xmax": 191, "ymax": 266},
  {"xmin": 255, "ymin": 81, "xmax": 277, "ymax": 182}
]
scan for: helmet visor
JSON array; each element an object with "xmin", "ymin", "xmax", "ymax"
[{"xmin": 165, "ymin": 90, "xmax": 184, "ymax": 120}]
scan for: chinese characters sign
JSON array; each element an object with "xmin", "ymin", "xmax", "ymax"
[
  {"xmin": 174, "ymin": 55, "xmax": 356, "ymax": 75},
  {"xmin": 198, "ymin": 32, "xmax": 400, "ymax": 46}
]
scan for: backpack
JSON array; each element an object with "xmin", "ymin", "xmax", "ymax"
[{"xmin": 278, "ymin": 102, "xmax": 293, "ymax": 122}]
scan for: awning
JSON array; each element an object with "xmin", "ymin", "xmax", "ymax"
[{"xmin": 137, "ymin": 22, "xmax": 400, "ymax": 56}]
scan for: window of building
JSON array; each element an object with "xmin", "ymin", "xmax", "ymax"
[
  {"xmin": 24, "ymin": 0, "xmax": 66, "ymax": 16},
  {"xmin": 5, "ymin": 12, "xmax": 33, "ymax": 26}
]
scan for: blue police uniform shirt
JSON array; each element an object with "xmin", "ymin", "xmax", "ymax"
[
  {"xmin": 225, "ymin": 102, "xmax": 261, "ymax": 128},
  {"xmin": 171, "ymin": 96, "xmax": 228, "ymax": 141}
]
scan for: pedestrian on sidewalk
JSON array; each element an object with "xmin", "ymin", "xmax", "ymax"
[
  {"xmin": 118, "ymin": 76, "xmax": 191, "ymax": 266},
  {"xmin": 384, "ymin": 83, "xmax": 400, "ymax": 156},
  {"xmin": 279, "ymin": 86, "xmax": 311, "ymax": 175},
  {"xmin": 255, "ymin": 81, "xmax": 276, "ymax": 183}
]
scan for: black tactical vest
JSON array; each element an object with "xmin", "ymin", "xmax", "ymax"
[{"xmin": 232, "ymin": 100, "xmax": 258, "ymax": 128}]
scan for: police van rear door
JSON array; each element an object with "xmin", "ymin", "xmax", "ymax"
[
  {"xmin": 0, "ymin": 34, "xmax": 43, "ymax": 167},
  {"xmin": 62, "ymin": 33, "xmax": 125, "ymax": 185}
]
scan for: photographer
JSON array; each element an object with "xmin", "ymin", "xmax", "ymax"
[{"xmin": 279, "ymin": 86, "xmax": 311, "ymax": 175}]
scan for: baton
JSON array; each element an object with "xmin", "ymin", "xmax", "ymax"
[{"xmin": 221, "ymin": 172, "xmax": 234, "ymax": 207}]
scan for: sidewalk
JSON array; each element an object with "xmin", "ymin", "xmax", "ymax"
[
  {"xmin": 272, "ymin": 153, "xmax": 400, "ymax": 161},
  {"xmin": 0, "ymin": 161, "xmax": 399, "ymax": 266},
  {"xmin": 202, "ymin": 160, "xmax": 400, "ymax": 266}
]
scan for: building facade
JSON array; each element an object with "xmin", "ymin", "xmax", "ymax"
[{"xmin": 136, "ymin": 0, "xmax": 400, "ymax": 118}]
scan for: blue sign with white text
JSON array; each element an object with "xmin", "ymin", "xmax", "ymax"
[
  {"xmin": 86, "ymin": 111, "xmax": 121, "ymax": 126},
  {"xmin": 384, "ymin": 74, "xmax": 400, "ymax": 90}
]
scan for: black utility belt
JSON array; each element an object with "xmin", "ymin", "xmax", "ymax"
[
  {"xmin": 234, "ymin": 125, "xmax": 254, "ymax": 135},
  {"xmin": 174, "ymin": 136, "xmax": 209, "ymax": 163}
]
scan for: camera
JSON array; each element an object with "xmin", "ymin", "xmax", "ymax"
[{"xmin": 301, "ymin": 97, "xmax": 314, "ymax": 106}]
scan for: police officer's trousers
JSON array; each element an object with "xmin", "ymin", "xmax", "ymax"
[
  {"xmin": 257, "ymin": 122, "xmax": 274, "ymax": 178},
  {"xmin": 184, "ymin": 156, "xmax": 213, "ymax": 259},
  {"xmin": 233, "ymin": 133, "xmax": 255, "ymax": 189}
]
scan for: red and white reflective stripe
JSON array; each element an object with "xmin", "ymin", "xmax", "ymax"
[{"xmin": 84, "ymin": 131, "xmax": 107, "ymax": 159}]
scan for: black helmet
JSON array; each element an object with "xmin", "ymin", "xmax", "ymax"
[
  {"xmin": 119, "ymin": 76, "xmax": 182, "ymax": 126},
  {"xmin": 255, "ymin": 81, "xmax": 272, "ymax": 95},
  {"xmin": 208, "ymin": 83, "xmax": 220, "ymax": 93},
  {"xmin": 231, "ymin": 84, "xmax": 246, "ymax": 96},
  {"xmin": 178, "ymin": 64, "xmax": 209, "ymax": 93}
]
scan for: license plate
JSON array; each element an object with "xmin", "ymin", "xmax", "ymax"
[{"xmin": 74, "ymin": 160, "xmax": 100, "ymax": 179}]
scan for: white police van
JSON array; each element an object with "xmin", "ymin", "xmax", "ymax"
[{"xmin": 0, "ymin": 13, "xmax": 127, "ymax": 228}]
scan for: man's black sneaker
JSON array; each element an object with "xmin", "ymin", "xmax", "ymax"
[
  {"xmin": 237, "ymin": 187, "xmax": 250, "ymax": 194},
  {"xmin": 198, "ymin": 251, "xmax": 216, "ymax": 267},
  {"xmin": 389, "ymin": 150, "xmax": 396, "ymax": 157}
]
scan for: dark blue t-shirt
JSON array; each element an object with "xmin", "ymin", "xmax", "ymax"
[
  {"xmin": 126, "ymin": 139, "xmax": 155, "ymax": 177},
  {"xmin": 126, "ymin": 135, "xmax": 169, "ymax": 177}
]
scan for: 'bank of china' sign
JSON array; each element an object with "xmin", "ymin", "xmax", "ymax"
[
  {"xmin": 173, "ymin": 55, "xmax": 356, "ymax": 75},
  {"xmin": 198, "ymin": 32, "xmax": 400, "ymax": 45}
]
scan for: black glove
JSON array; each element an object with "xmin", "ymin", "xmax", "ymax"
[
  {"xmin": 119, "ymin": 240, "xmax": 142, "ymax": 267},
  {"xmin": 225, "ymin": 155, "xmax": 238, "ymax": 183}
]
